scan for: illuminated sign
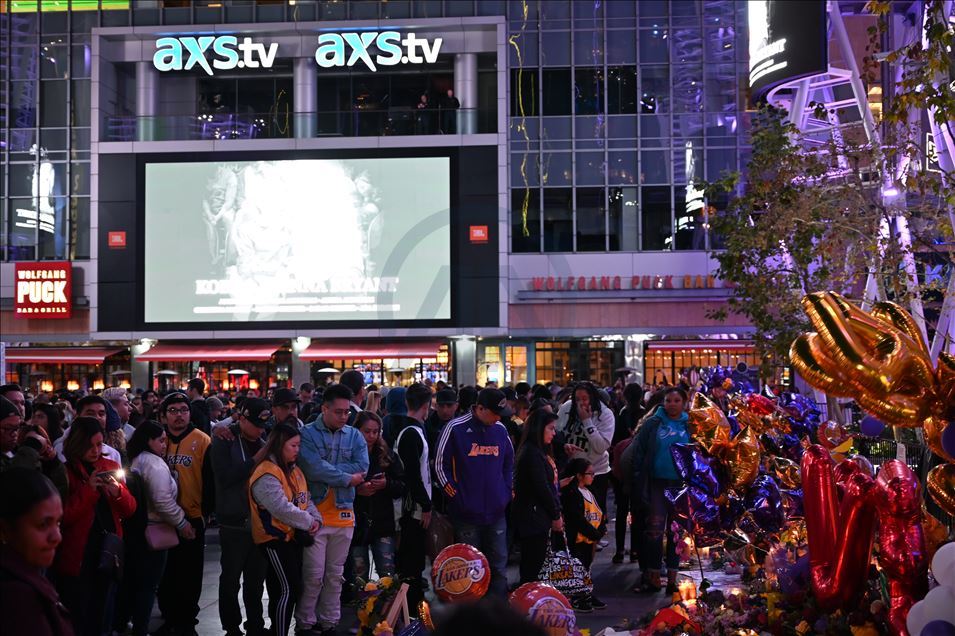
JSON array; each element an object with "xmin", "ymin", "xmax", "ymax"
[
  {"xmin": 153, "ymin": 35, "xmax": 278, "ymax": 76},
  {"xmin": 14, "ymin": 262, "xmax": 73, "ymax": 319},
  {"xmin": 469, "ymin": 225, "xmax": 489, "ymax": 244},
  {"xmin": 315, "ymin": 31, "xmax": 442, "ymax": 72},
  {"xmin": 528, "ymin": 274, "xmax": 728, "ymax": 292},
  {"xmin": 748, "ymin": 0, "xmax": 827, "ymax": 99}
]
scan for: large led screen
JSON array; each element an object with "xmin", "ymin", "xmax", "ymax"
[
  {"xmin": 144, "ymin": 157, "xmax": 451, "ymax": 323},
  {"xmin": 748, "ymin": 0, "xmax": 827, "ymax": 100}
]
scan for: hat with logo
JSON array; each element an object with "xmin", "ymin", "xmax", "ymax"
[
  {"xmin": 240, "ymin": 397, "xmax": 271, "ymax": 427},
  {"xmin": 272, "ymin": 388, "xmax": 301, "ymax": 406},
  {"xmin": 476, "ymin": 388, "xmax": 513, "ymax": 418},
  {"xmin": 435, "ymin": 389, "xmax": 458, "ymax": 405}
]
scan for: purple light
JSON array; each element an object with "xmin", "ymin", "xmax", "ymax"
[{"xmin": 882, "ymin": 186, "xmax": 900, "ymax": 197}]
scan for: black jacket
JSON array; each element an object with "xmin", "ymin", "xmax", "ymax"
[
  {"xmin": 393, "ymin": 415, "xmax": 432, "ymax": 514},
  {"xmin": 190, "ymin": 398, "xmax": 211, "ymax": 436},
  {"xmin": 210, "ymin": 425, "xmax": 264, "ymax": 526},
  {"xmin": 512, "ymin": 445, "xmax": 561, "ymax": 538},
  {"xmin": 353, "ymin": 448, "xmax": 404, "ymax": 541},
  {"xmin": 560, "ymin": 482, "xmax": 605, "ymax": 545},
  {"xmin": 630, "ymin": 415, "xmax": 664, "ymax": 508}
]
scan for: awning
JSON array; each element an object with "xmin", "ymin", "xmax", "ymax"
[
  {"xmin": 646, "ymin": 341, "xmax": 755, "ymax": 352},
  {"xmin": 136, "ymin": 343, "xmax": 281, "ymax": 362},
  {"xmin": 300, "ymin": 341, "xmax": 444, "ymax": 361},
  {"xmin": 4, "ymin": 347, "xmax": 125, "ymax": 364}
]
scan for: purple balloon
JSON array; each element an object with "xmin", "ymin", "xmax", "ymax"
[
  {"xmin": 921, "ymin": 620, "xmax": 955, "ymax": 636},
  {"xmin": 941, "ymin": 421, "xmax": 955, "ymax": 460},
  {"xmin": 860, "ymin": 415, "xmax": 886, "ymax": 437},
  {"xmin": 669, "ymin": 443, "xmax": 723, "ymax": 497}
]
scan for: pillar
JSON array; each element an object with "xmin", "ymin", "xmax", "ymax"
[
  {"xmin": 135, "ymin": 61, "xmax": 159, "ymax": 142},
  {"xmin": 451, "ymin": 337, "xmax": 477, "ymax": 387},
  {"xmin": 454, "ymin": 53, "xmax": 478, "ymax": 134},
  {"xmin": 130, "ymin": 340, "xmax": 153, "ymax": 392},
  {"xmin": 291, "ymin": 337, "xmax": 312, "ymax": 390},
  {"xmin": 293, "ymin": 57, "xmax": 317, "ymax": 138}
]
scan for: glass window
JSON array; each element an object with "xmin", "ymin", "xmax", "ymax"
[
  {"xmin": 609, "ymin": 187, "xmax": 638, "ymax": 251},
  {"xmin": 607, "ymin": 66, "xmax": 637, "ymax": 114},
  {"xmin": 673, "ymin": 65, "xmax": 704, "ymax": 113},
  {"xmin": 511, "ymin": 188, "xmax": 540, "ymax": 253},
  {"xmin": 608, "ymin": 151, "xmax": 637, "ymax": 184},
  {"xmin": 675, "ymin": 187, "xmax": 704, "ymax": 250},
  {"xmin": 510, "ymin": 68, "xmax": 538, "ymax": 117},
  {"xmin": 8, "ymin": 197, "xmax": 39, "ymax": 261},
  {"xmin": 607, "ymin": 30, "xmax": 636, "ymax": 64},
  {"xmin": 607, "ymin": 1, "xmax": 636, "ymax": 19},
  {"xmin": 71, "ymin": 80, "xmax": 91, "ymax": 126},
  {"xmin": 509, "ymin": 31, "xmax": 539, "ymax": 67},
  {"xmin": 71, "ymin": 10, "xmax": 99, "ymax": 33},
  {"xmin": 574, "ymin": 68, "xmax": 603, "ymax": 116},
  {"xmin": 542, "ymin": 117, "xmax": 572, "ymax": 140},
  {"xmin": 542, "ymin": 69, "xmax": 571, "ymax": 116},
  {"xmin": 705, "ymin": 27, "xmax": 737, "ymax": 63},
  {"xmin": 672, "ymin": 28, "xmax": 704, "ymax": 64},
  {"xmin": 37, "ymin": 197, "xmax": 68, "ymax": 260},
  {"xmin": 412, "ymin": 0, "xmax": 442, "ymax": 18},
  {"xmin": 71, "ymin": 162, "xmax": 90, "ymax": 196},
  {"xmin": 641, "ymin": 186, "xmax": 672, "ymax": 251},
  {"xmin": 41, "ymin": 10, "xmax": 68, "ymax": 34},
  {"xmin": 40, "ymin": 43, "xmax": 69, "ymax": 79},
  {"xmin": 71, "ymin": 44, "xmax": 91, "ymax": 79},
  {"xmin": 639, "ymin": 29, "xmax": 669, "ymax": 63},
  {"xmin": 705, "ymin": 64, "xmax": 737, "ymax": 112},
  {"xmin": 543, "ymin": 188, "xmax": 573, "ymax": 252},
  {"xmin": 350, "ymin": 1, "xmax": 379, "ymax": 19},
  {"xmin": 541, "ymin": 152, "xmax": 571, "ymax": 186},
  {"xmin": 574, "ymin": 30, "xmax": 604, "ymax": 66},
  {"xmin": 673, "ymin": 141, "xmax": 704, "ymax": 183},
  {"xmin": 542, "ymin": 32, "xmax": 571, "ymax": 66},
  {"xmin": 576, "ymin": 187, "xmax": 606, "ymax": 251},
  {"xmin": 640, "ymin": 66, "xmax": 670, "ymax": 113},
  {"xmin": 573, "ymin": 0, "xmax": 603, "ymax": 26},
  {"xmin": 575, "ymin": 152, "xmax": 605, "ymax": 186},
  {"xmin": 505, "ymin": 346, "xmax": 528, "ymax": 384},
  {"xmin": 511, "ymin": 153, "xmax": 540, "ymax": 187},
  {"xmin": 608, "ymin": 114, "xmax": 637, "ymax": 138},
  {"xmin": 40, "ymin": 80, "xmax": 68, "ymax": 127},
  {"xmin": 706, "ymin": 147, "xmax": 737, "ymax": 180},
  {"xmin": 641, "ymin": 149, "xmax": 670, "ymax": 184},
  {"xmin": 539, "ymin": 1, "xmax": 570, "ymax": 29},
  {"xmin": 705, "ymin": 113, "xmax": 739, "ymax": 142}
]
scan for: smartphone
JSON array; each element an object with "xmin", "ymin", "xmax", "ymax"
[{"xmin": 94, "ymin": 471, "xmax": 117, "ymax": 481}]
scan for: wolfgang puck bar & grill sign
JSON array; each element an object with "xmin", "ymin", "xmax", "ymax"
[{"xmin": 14, "ymin": 262, "xmax": 73, "ymax": 318}]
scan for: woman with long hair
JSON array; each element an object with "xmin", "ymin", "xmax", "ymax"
[
  {"xmin": 630, "ymin": 387, "xmax": 689, "ymax": 594},
  {"xmin": 512, "ymin": 409, "xmax": 563, "ymax": 584},
  {"xmin": 555, "ymin": 381, "xmax": 615, "ymax": 521},
  {"xmin": 54, "ymin": 416, "xmax": 137, "ymax": 636},
  {"xmin": 249, "ymin": 422, "xmax": 322, "ymax": 636},
  {"xmin": 349, "ymin": 411, "xmax": 404, "ymax": 585},
  {"xmin": 30, "ymin": 402, "xmax": 64, "ymax": 444},
  {"xmin": 0, "ymin": 468, "xmax": 74, "ymax": 636},
  {"xmin": 117, "ymin": 421, "xmax": 194, "ymax": 636}
]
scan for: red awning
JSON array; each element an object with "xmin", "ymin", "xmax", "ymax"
[
  {"xmin": 136, "ymin": 343, "xmax": 281, "ymax": 362},
  {"xmin": 646, "ymin": 341, "xmax": 755, "ymax": 352},
  {"xmin": 300, "ymin": 341, "xmax": 444, "ymax": 360},
  {"xmin": 4, "ymin": 347, "xmax": 125, "ymax": 364}
]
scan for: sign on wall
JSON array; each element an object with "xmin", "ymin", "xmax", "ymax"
[
  {"xmin": 153, "ymin": 35, "xmax": 279, "ymax": 75},
  {"xmin": 14, "ymin": 262, "xmax": 73, "ymax": 319},
  {"xmin": 314, "ymin": 31, "xmax": 443, "ymax": 72},
  {"xmin": 748, "ymin": 0, "xmax": 828, "ymax": 100}
]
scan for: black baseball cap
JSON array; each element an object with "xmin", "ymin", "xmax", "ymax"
[
  {"xmin": 476, "ymin": 388, "xmax": 513, "ymax": 418},
  {"xmin": 272, "ymin": 388, "xmax": 301, "ymax": 406},
  {"xmin": 240, "ymin": 397, "xmax": 271, "ymax": 427},
  {"xmin": 435, "ymin": 389, "xmax": 458, "ymax": 405}
]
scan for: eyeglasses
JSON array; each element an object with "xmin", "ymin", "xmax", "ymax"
[{"xmin": 165, "ymin": 406, "xmax": 190, "ymax": 415}]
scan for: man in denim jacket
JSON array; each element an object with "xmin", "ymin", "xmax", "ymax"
[{"xmin": 295, "ymin": 384, "xmax": 370, "ymax": 635}]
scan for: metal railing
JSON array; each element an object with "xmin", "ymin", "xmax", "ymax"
[{"xmin": 103, "ymin": 107, "xmax": 493, "ymax": 142}]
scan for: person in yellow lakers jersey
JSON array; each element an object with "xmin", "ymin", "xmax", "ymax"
[
  {"xmin": 250, "ymin": 422, "xmax": 322, "ymax": 636},
  {"xmin": 560, "ymin": 457, "xmax": 608, "ymax": 615},
  {"xmin": 155, "ymin": 392, "xmax": 214, "ymax": 636}
]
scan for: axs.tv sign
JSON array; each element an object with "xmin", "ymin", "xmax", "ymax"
[{"xmin": 152, "ymin": 31, "xmax": 442, "ymax": 76}]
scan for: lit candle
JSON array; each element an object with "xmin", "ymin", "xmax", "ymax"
[{"xmin": 678, "ymin": 580, "xmax": 698, "ymax": 602}]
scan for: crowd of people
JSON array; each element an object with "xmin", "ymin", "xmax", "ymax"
[{"xmin": 0, "ymin": 371, "xmax": 718, "ymax": 636}]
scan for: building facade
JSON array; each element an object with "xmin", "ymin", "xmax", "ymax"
[{"xmin": 1, "ymin": 0, "xmax": 757, "ymax": 393}]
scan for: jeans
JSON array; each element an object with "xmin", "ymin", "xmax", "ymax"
[
  {"xmin": 116, "ymin": 541, "xmax": 167, "ymax": 636},
  {"xmin": 643, "ymin": 478, "xmax": 681, "ymax": 570},
  {"xmin": 157, "ymin": 517, "xmax": 206, "ymax": 629},
  {"xmin": 350, "ymin": 535, "xmax": 396, "ymax": 581},
  {"xmin": 262, "ymin": 541, "xmax": 303, "ymax": 636},
  {"xmin": 452, "ymin": 517, "xmax": 509, "ymax": 597},
  {"xmin": 610, "ymin": 479, "xmax": 639, "ymax": 557},
  {"xmin": 295, "ymin": 525, "xmax": 355, "ymax": 630},
  {"xmin": 218, "ymin": 525, "xmax": 267, "ymax": 634}
]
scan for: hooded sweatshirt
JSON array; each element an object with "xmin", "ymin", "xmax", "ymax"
[{"xmin": 382, "ymin": 387, "xmax": 408, "ymax": 446}]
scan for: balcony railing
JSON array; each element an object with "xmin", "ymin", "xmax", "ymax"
[{"xmin": 103, "ymin": 107, "xmax": 493, "ymax": 142}]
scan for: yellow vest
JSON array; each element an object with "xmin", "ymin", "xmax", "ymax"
[
  {"xmin": 165, "ymin": 428, "xmax": 211, "ymax": 519},
  {"xmin": 577, "ymin": 487, "xmax": 602, "ymax": 545},
  {"xmin": 249, "ymin": 460, "xmax": 310, "ymax": 545}
]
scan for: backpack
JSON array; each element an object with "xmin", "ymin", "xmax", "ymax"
[{"xmin": 123, "ymin": 469, "xmax": 149, "ymax": 540}]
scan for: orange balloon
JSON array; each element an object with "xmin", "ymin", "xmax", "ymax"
[
  {"xmin": 921, "ymin": 507, "xmax": 948, "ymax": 563},
  {"xmin": 431, "ymin": 543, "xmax": 491, "ymax": 603},
  {"xmin": 926, "ymin": 464, "xmax": 955, "ymax": 517},
  {"xmin": 771, "ymin": 457, "xmax": 802, "ymax": 489},
  {"xmin": 923, "ymin": 417, "xmax": 955, "ymax": 464},
  {"xmin": 688, "ymin": 392, "xmax": 731, "ymax": 453},
  {"xmin": 713, "ymin": 426, "xmax": 761, "ymax": 491}
]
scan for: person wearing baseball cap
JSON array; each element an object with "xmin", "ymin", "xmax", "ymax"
[
  {"xmin": 210, "ymin": 397, "xmax": 271, "ymax": 636},
  {"xmin": 434, "ymin": 388, "xmax": 515, "ymax": 597},
  {"xmin": 269, "ymin": 388, "xmax": 302, "ymax": 430}
]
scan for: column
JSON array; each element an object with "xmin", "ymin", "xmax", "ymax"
[
  {"xmin": 291, "ymin": 337, "xmax": 312, "ymax": 390},
  {"xmin": 130, "ymin": 340, "xmax": 153, "ymax": 392},
  {"xmin": 135, "ymin": 61, "xmax": 159, "ymax": 142},
  {"xmin": 454, "ymin": 53, "xmax": 478, "ymax": 134},
  {"xmin": 293, "ymin": 57, "xmax": 317, "ymax": 139},
  {"xmin": 452, "ymin": 337, "xmax": 477, "ymax": 387}
]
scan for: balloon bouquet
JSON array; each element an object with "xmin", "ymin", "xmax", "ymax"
[{"xmin": 790, "ymin": 292, "xmax": 955, "ymax": 636}]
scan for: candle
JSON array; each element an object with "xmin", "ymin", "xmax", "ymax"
[{"xmin": 678, "ymin": 580, "xmax": 698, "ymax": 602}]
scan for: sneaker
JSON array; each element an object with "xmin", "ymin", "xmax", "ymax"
[
  {"xmin": 589, "ymin": 595, "xmax": 607, "ymax": 610},
  {"xmin": 570, "ymin": 597, "xmax": 593, "ymax": 614},
  {"xmin": 598, "ymin": 539, "xmax": 609, "ymax": 548},
  {"xmin": 612, "ymin": 552, "xmax": 624, "ymax": 564}
]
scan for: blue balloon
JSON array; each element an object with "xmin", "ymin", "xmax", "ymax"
[
  {"xmin": 860, "ymin": 415, "xmax": 886, "ymax": 437},
  {"xmin": 921, "ymin": 620, "xmax": 955, "ymax": 636}
]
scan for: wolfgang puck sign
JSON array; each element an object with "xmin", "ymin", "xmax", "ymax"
[{"xmin": 14, "ymin": 262, "xmax": 72, "ymax": 318}]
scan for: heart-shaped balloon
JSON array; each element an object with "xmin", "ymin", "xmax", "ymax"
[
  {"xmin": 712, "ymin": 426, "xmax": 761, "ymax": 491},
  {"xmin": 688, "ymin": 392, "xmax": 732, "ymax": 452}
]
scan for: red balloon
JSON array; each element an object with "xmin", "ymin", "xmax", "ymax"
[
  {"xmin": 431, "ymin": 543, "xmax": 491, "ymax": 603},
  {"xmin": 802, "ymin": 444, "xmax": 878, "ymax": 609},
  {"xmin": 746, "ymin": 393, "xmax": 777, "ymax": 415},
  {"xmin": 874, "ymin": 460, "xmax": 928, "ymax": 636},
  {"xmin": 509, "ymin": 583, "xmax": 576, "ymax": 636}
]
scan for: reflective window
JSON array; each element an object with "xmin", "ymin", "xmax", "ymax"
[
  {"xmin": 575, "ymin": 188, "xmax": 606, "ymax": 251},
  {"xmin": 574, "ymin": 68, "xmax": 604, "ymax": 116},
  {"xmin": 641, "ymin": 186, "xmax": 672, "ymax": 251},
  {"xmin": 543, "ymin": 188, "xmax": 573, "ymax": 252},
  {"xmin": 607, "ymin": 66, "xmax": 638, "ymax": 114},
  {"xmin": 609, "ymin": 187, "xmax": 638, "ymax": 251},
  {"xmin": 512, "ymin": 189, "xmax": 541, "ymax": 253}
]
